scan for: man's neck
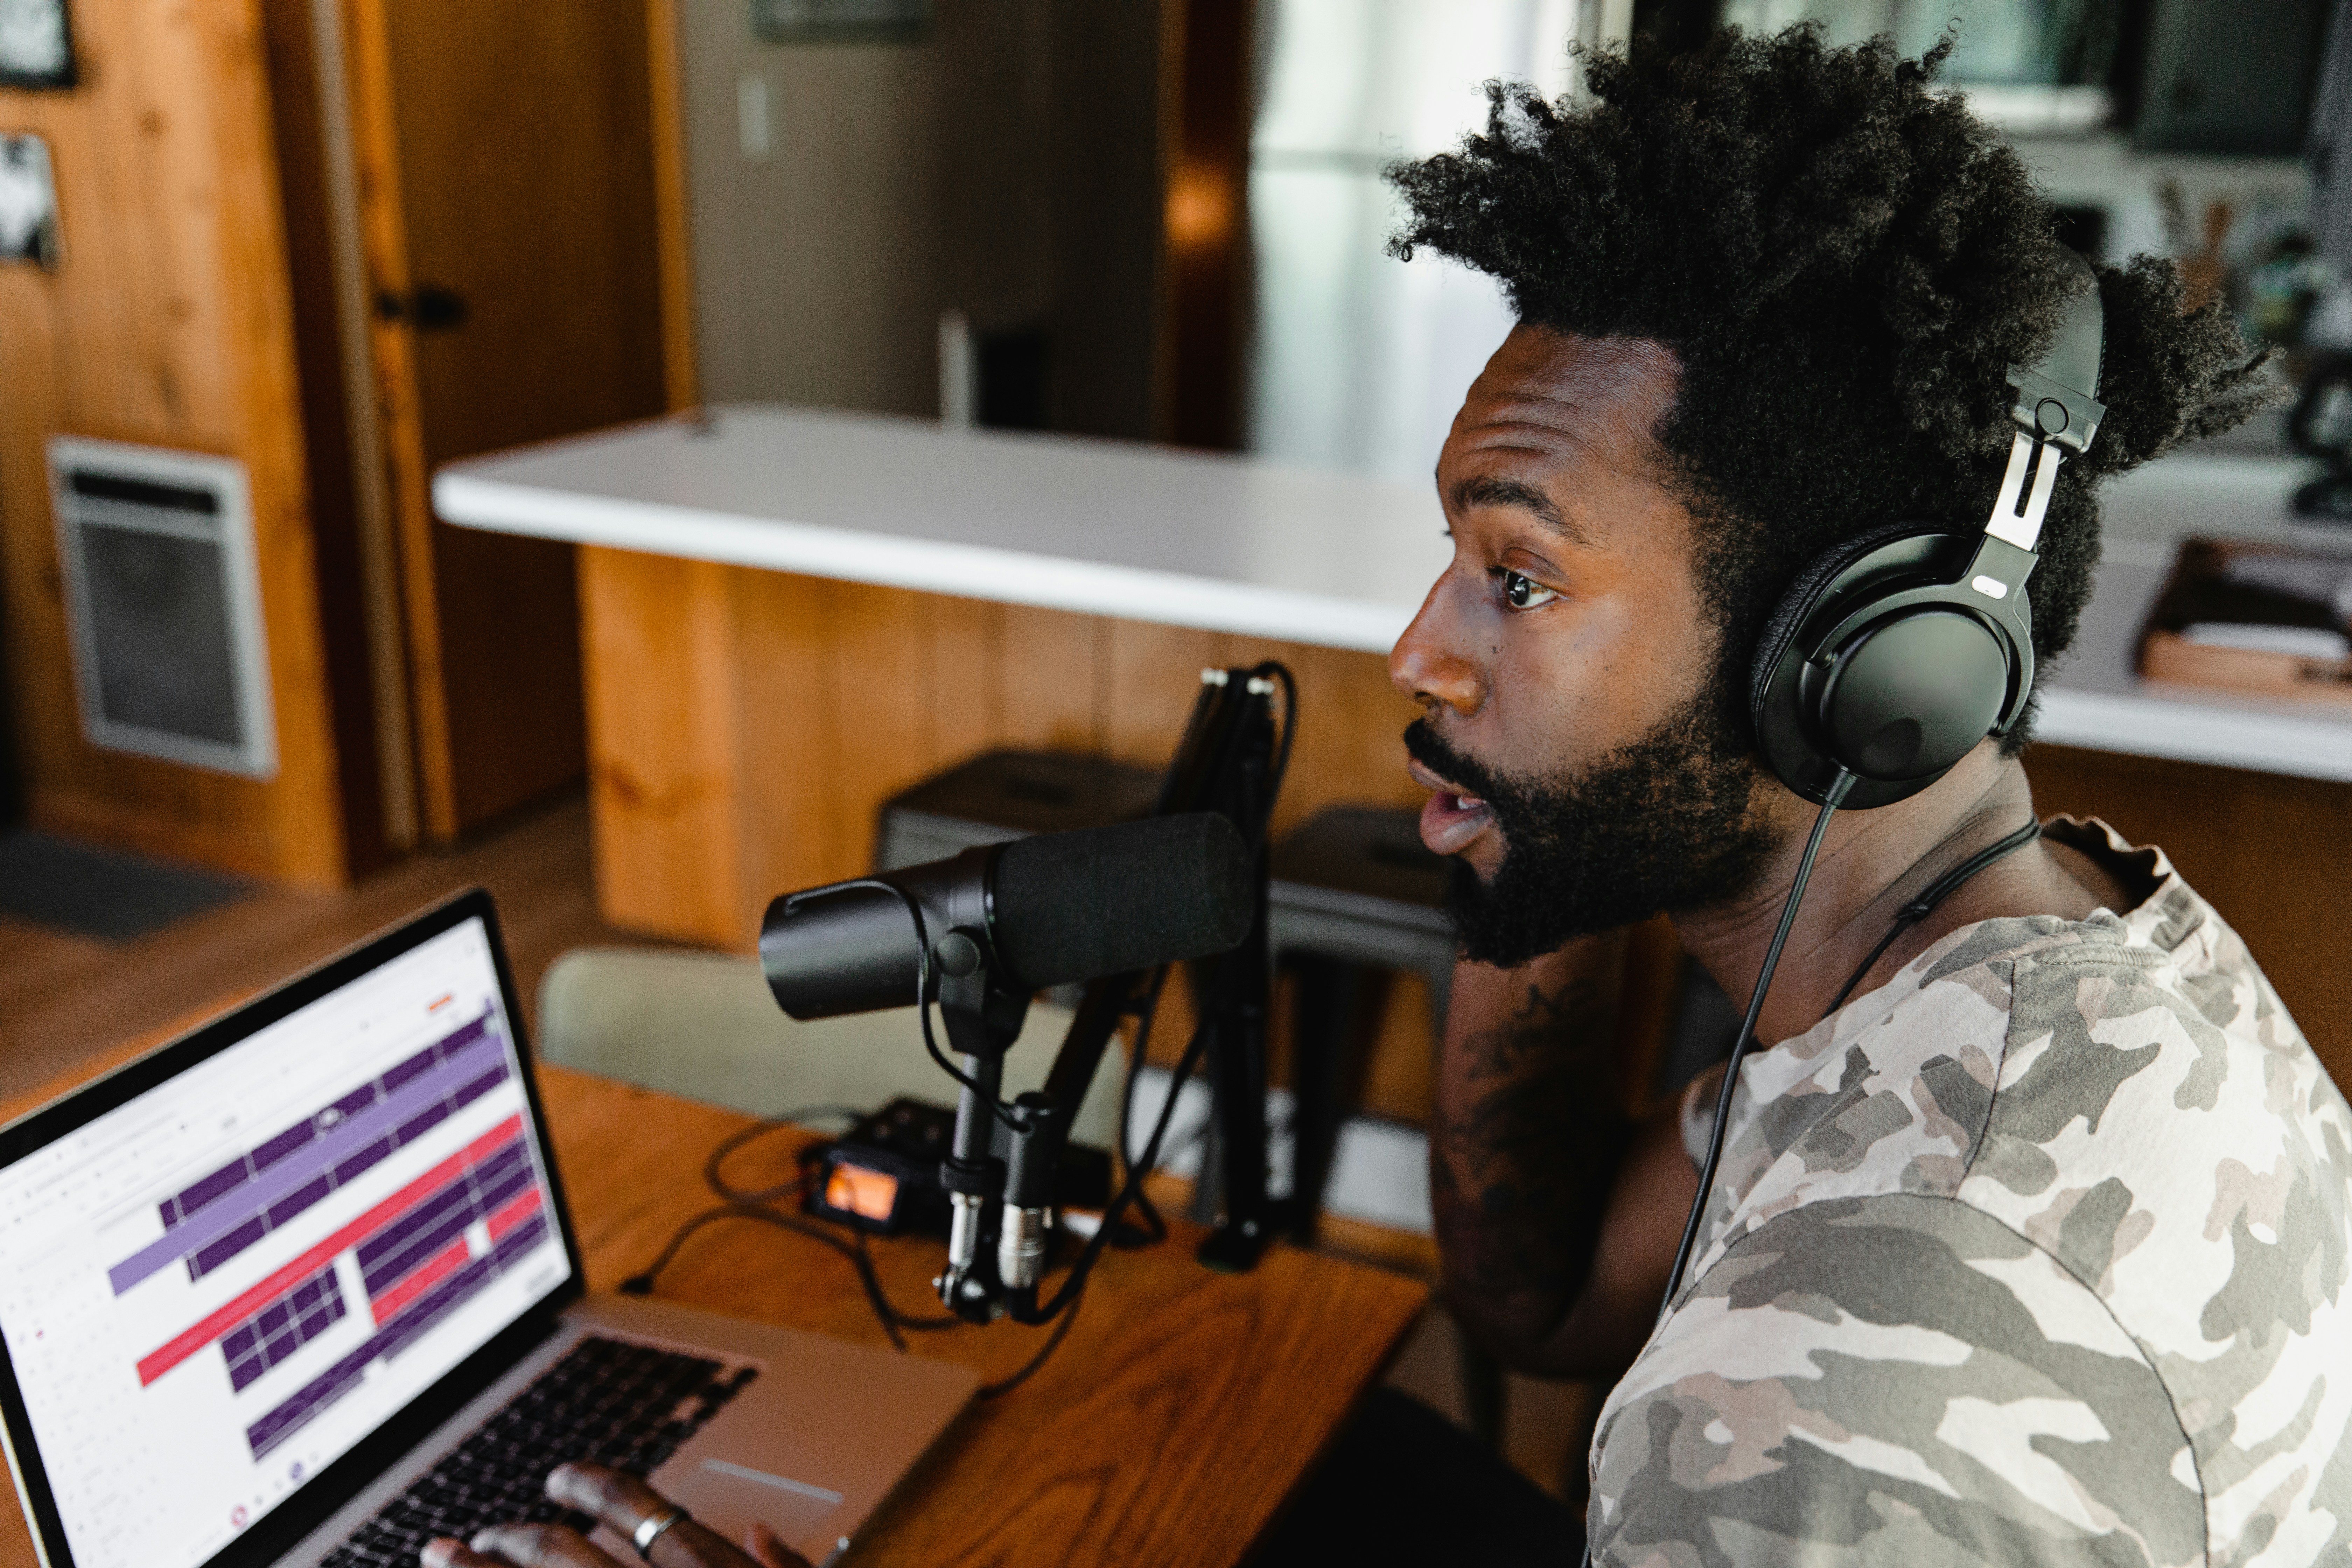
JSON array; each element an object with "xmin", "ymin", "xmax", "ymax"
[{"xmin": 1670, "ymin": 747, "xmax": 2123, "ymax": 1046}]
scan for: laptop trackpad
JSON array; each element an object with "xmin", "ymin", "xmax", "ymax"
[
  {"xmin": 587, "ymin": 1459, "xmax": 841, "ymax": 1560},
  {"xmin": 668, "ymin": 1456, "xmax": 843, "ymax": 1544}
]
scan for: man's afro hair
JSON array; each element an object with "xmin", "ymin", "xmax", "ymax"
[{"xmin": 1388, "ymin": 23, "xmax": 2277, "ymax": 743}]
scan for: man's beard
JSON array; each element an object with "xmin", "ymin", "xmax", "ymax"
[{"xmin": 1406, "ymin": 688, "xmax": 1775, "ymax": 967}]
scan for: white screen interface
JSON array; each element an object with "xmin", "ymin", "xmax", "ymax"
[{"xmin": 0, "ymin": 917, "xmax": 571, "ymax": 1568}]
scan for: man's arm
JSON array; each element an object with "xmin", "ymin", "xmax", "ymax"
[{"xmin": 1431, "ymin": 937, "xmax": 1698, "ymax": 1378}]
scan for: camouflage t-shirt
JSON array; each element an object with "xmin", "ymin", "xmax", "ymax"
[{"xmin": 1588, "ymin": 820, "xmax": 2352, "ymax": 1566}]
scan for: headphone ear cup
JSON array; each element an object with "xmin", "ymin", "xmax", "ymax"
[
  {"xmin": 1750, "ymin": 523, "xmax": 2025, "ymax": 809},
  {"xmin": 1746, "ymin": 521, "xmax": 1935, "ymax": 740}
]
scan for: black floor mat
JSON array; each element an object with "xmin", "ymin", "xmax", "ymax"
[{"xmin": 0, "ymin": 829, "xmax": 251, "ymax": 942}]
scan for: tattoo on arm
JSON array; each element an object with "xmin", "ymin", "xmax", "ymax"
[{"xmin": 1433, "ymin": 978, "xmax": 1632, "ymax": 1311}]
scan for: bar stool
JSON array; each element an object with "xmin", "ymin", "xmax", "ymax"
[
  {"xmin": 874, "ymin": 749, "xmax": 1161, "ymax": 870},
  {"xmin": 1266, "ymin": 806, "xmax": 1454, "ymax": 1242},
  {"xmin": 1265, "ymin": 806, "xmax": 1506, "ymax": 1450}
]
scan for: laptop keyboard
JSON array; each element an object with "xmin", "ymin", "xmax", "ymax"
[{"xmin": 320, "ymin": 1334, "xmax": 760, "ymax": 1568}]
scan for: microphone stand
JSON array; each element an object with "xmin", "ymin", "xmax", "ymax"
[
  {"xmin": 1161, "ymin": 668, "xmax": 1280, "ymax": 1273},
  {"xmin": 937, "ymin": 664, "xmax": 1289, "ymax": 1325}
]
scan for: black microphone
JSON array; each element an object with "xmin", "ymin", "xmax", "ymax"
[{"xmin": 760, "ymin": 812, "xmax": 1254, "ymax": 1020}]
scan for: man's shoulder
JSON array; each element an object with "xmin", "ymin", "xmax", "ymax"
[
  {"xmin": 1617, "ymin": 835, "xmax": 2352, "ymax": 1565},
  {"xmin": 1590, "ymin": 1191, "xmax": 2203, "ymax": 1566}
]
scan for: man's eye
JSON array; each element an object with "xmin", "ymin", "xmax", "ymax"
[{"xmin": 1501, "ymin": 570, "xmax": 1558, "ymax": 610}]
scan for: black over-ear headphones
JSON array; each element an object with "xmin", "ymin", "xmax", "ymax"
[{"xmin": 1749, "ymin": 250, "xmax": 2108, "ymax": 809}]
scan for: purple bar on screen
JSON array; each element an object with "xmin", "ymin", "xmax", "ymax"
[
  {"xmin": 252, "ymin": 1121, "xmax": 315, "ymax": 1173},
  {"xmin": 396, "ymin": 1101, "xmax": 449, "ymax": 1145},
  {"xmin": 194, "ymin": 1217, "xmax": 266, "ymax": 1276},
  {"xmin": 108, "ymin": 1021, "xmax": 508, "ymax": 1295},
  {"xmin": 450, "ymin": 1063, "xmax": 508, "ymax": 1110},
  {"xmin": 162, "ymin": 1010, "xmax": 496, "ymax": 1232},
  {"xmin": 363, "ymin": 1209, "xmax": 475, "ymax": 1299},
  {"xmin": 334, "ymin": 1135, "xmax": 393, "ymax": 1186},
  {"xmin": 267, "ymin": 1175, "xmax": 331, "ymax": 1231},
  {"xmin": 244, "ymin": 1189, "xmax": 550, "ymax": 1460},
  {"xmin": 380, "ymin": 1048, "xmax": 437, "ymax": 1095},
  {"xmin": 177, "ymin": 1160, "xmax": 252, "ymax": 1216},
  {"xmin": 355, "ymin": 1174, "xmax": 473, "ymax": 1272}
]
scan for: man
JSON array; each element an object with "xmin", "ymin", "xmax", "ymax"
[
  {"xmin": 439, "ymin": 23, "xmax": 2340, "ymax": 1568},
  {"xmin": 1365, "ymin": 21, "xmax": 2348, "ymax": 1568}
]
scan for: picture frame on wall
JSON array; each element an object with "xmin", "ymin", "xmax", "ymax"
[
  {"xmin": 0, "ymin": 0, "xmax": 76, "ymax": 90},
  {"xmin": 0, "ymin": 133, "xmax": 61, "ymax": 269},
  {"xmin": 751, "ymin": 0, "xmax": 929, "ymax": 44}
]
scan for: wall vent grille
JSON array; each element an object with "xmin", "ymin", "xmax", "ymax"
[{"xmin": 47, "ymin": 437, "xmax": 276, "ymax": 777}]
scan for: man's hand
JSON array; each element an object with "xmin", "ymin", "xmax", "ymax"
[{"xmin": 420, "ymin": 1462, "xmax": 811, "ymax": 1568}]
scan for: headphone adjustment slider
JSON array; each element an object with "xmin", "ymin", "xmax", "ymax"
[{"xmin": 1984, "ymin": 429, "xmax": 2064, "ymax": 554}]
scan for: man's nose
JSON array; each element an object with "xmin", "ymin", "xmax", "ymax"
[{"xmin": 1389, "ymin": 574, "xmax": 1485, "ymax": 717}]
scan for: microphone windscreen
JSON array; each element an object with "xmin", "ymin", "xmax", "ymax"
[{"xmin": 992, "ymin": 813, "xmax": 1253, "ymax": 987}]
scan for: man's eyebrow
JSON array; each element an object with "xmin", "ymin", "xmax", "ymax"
[{"xmin": 1446, "ymin": 475, "xmax": 1595, "ymax": 546}]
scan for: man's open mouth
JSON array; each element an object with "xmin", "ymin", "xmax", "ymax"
[{"xmin": 1407, "ymin": 757, "xmax": 1495, "ymax": 856}]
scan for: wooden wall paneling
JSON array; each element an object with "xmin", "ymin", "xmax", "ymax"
[
  {"xmin": 821, "ymin": 581, "xmax": 964, "ymax": 876},
  {"xmin": 992, "ymin": 602, "xmax": 1108, "ymax": 751},
  {"xmin": 1104, "ymin": 619, "xmax": 1225, "ymax": 766},
  {"xmin": 577, "ymin": 547, "xmax": 746, "ymax": 947},
  {"xmin": 255, "ymin": 0, "xmax": 389, "ymax": 877},
  {"xmin": 733, "ymin": 567, "xmax": 853, "ymax": 921},
  {"xmin": 0, "ymin": 170, "xmax": 69, "ymax": 836},
  {"xmin": 0, "ymin": 0, "xmax": 353, "ymax": 886},
  {"xmin": 927, "ymin": 592, "xmax": 1001, "ymax": 770},
  {"xmin": 336, "ymin": 0, "xmax": 453, "ymax": 839},
  {"xmin": 1276, "ymin": 643, "xmax": 1424, "ymax": 830},
  {"xmin": 2024, "ymin": 743, "xmax": 2352, "ymax": 1086},
  {"xmin": 209, "ymin": 0, "xmax": 352, "ymax": 889}
]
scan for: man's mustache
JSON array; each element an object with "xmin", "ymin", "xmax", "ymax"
[{"xmin": 1403, "ymin": 720, "xmax": 1513, "ymax": 805}]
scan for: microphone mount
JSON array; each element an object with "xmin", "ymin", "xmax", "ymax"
[{"xmin": 937, "ymin": 663, "xmax": 1291, "ymax": 1322}]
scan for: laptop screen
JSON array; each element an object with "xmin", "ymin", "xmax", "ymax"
[{"xmin": 0, "ymin": 911, "xmax": 573, "ymax": 1568}]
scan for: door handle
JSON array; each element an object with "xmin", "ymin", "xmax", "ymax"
[{"xmin": 374, "ymin": 285, "xmax": 469, "ymax": 331}]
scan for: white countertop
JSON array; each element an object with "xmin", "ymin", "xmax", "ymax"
[
  {"xmin": 434, "ymin": 406, "xmax": 2352, "ymax": 784},
  {"xmin": 433, "ymin": 404, "xmax": 1450, "ymax": 654}
]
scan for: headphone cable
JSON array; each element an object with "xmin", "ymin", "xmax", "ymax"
[
  {"xmin": 1656, "ymin": 769, "xmax": 1853, "ymax": 1319},
  {"xmin": 1819, "ymin": 816, "xmax": 2043, "ymax": 1021}
]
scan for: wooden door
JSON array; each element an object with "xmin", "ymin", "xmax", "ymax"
[{"xmin": 340, "ymin": 0, "xmax": 670, "ymax": 840}]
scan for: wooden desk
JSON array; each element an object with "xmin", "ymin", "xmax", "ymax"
[{"xmin": 0, "ymin": 1052, "xmax": 1427, "ymax": 1568}]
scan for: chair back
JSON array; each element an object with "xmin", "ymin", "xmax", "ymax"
[{"xmin": 536, "ymin": 947, "xmax": 1128, "ymax": 1147}]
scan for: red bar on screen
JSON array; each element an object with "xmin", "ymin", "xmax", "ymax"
[{"xmin": 134, "ymin": 1114, "xmax": 524, "ymax": 1386}]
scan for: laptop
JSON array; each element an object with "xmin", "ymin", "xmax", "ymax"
[{"xmin": 0, "ymin": 889, "xmax": 976, "ymax": 1568}]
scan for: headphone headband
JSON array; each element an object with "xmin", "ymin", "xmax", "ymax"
[
  {"xmin": 1987, "ymin": 251, "xmax": 2107, "ymax": 553},
  {"xmin": 1749, "ymin": 248, "xmax": 2107, "ymax": 807}
]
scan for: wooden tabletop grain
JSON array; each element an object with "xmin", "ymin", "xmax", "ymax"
[{"xmin": 0, "ymin": 1047, "xmax": 1427, "ymax": 1568}]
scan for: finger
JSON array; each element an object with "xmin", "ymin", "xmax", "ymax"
[
  {"xmin": 421, "ymin": 1539, "xmax": 505, "ymax": 1568},
  {"xmin": 544, "ymin": 1462, "xmax": 669, "ymax": 1529},
  {"xmin": 544, "ymin": 1463, "xmax": 764, "ymax": 1568},
  {"xmin": 467, "ymin": 1523, "xmax": 624, "ymax": 1568},
  {"xmin": 743, "ymin": 1522, "xmax": 815, "ymax": 1568}
]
